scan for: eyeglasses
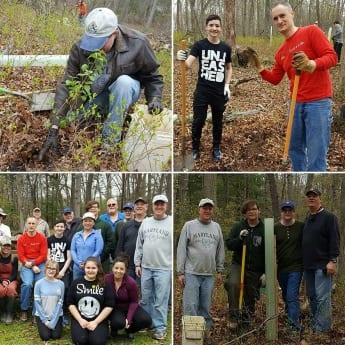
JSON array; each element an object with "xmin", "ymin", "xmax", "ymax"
[
  {"xmin": 107, "ymin": 203, "xmax": 117, "ymax": 207},
  {"xmin": 46, "ymin": 267, "xmax": 57, "ymax": 271}
]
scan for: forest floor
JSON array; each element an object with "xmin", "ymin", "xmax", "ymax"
[
  {"xmin": 173, "ymin": 48, "xmax": 345, "ymax": 172},
  {"xmin": 174, "ymin": 277, "xmax": 345, "ymax": 345},
  {"xmin": 0, "ymin": 4, "xmax": 171, "ymax": 172}
]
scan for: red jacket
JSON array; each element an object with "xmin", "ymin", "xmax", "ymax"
[
  {"xmin": 261, "ymin": 25, "xmax": 337, "ymax": 102},
  {"xmin": 17, "ymin": 232, "xmax": 47, "ymax": 266}
]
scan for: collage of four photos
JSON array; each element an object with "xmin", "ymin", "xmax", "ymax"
[{"xmin": 1, "ymin": 0, "xmax": 345, "ymax": 344}]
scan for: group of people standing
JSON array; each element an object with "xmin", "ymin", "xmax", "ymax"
[
  {"xmin": 177, "ymin": 1, "xmax": 342, "ymax": 172},
  {"xmin": 177, "ymin": 188, "xmax": 340, "ymax": 344},
  {"xmin": 0, "ymin": 193, "xmax": 172, "ymax": 344}
]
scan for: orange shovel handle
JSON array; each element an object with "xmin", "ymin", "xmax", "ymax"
[{"xmin": 282, "ymin": 69, "xmax": 301, "ymax": 163}]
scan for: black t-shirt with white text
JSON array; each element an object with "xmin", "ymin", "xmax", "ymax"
[
  {"xmin": 47, "ymin": 235, "xmax": 70, "ymax": 270},
  {"xmin": 66, "ymin": 277, "xmax": 114, "ymax": 321},
  {"xmin": 190, "ymin": 38, "xmax": 232, "ymax": 94}
]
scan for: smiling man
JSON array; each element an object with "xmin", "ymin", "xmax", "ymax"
[
  {"xmin": 176, "ymin": 198, "xmax": 224, "ymax": 338},
  {"xmin": 303, "ymin": 188, "xmax": 340, "ymax": 339},
  {"xmin": 134, "ymin": 194, "xmax": 172, "ymax": 341},
  {"xmin": 249, "ymin": 1, "xmax": 337, "ymax": 171}
]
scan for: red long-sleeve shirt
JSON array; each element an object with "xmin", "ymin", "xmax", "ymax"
[
  {"xmin": 17, "ymin": 232, "xmax": 47, "ymax": 266},
  {"xmin": 260, "ymin": 25, "xmax": 337, "ymax": 102}
]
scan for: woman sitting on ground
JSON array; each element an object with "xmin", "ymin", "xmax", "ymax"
[{"xmin": 105, "ymin": 253, "xmax": 152, "ymax": 341}]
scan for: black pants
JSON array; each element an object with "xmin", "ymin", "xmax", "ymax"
[
  {"xmin": 334, "ymin": 42, "xmax": 343, "ymax": 62},
  {"xmin": 36, "ymin": 316, "xmax": 63, "ymax": 341},
  {"xmin": 224, "ymin": 264, "xmax": 262, "ymax": 322},
  {"xmin": 192, "ymin": 87, "xmax": 227, "ymax": 151},
  {"xmin": 109, "ymin": 306, "xmax": 152, "ymax": 334},
  {"xmin": 71, "ymin": 317, "xmax": 108, "ymax": 345}
]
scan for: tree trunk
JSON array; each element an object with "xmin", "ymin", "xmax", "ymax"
[{"xmin": 224, "ymin": 0, "xmax": 236, "ymax": 47}]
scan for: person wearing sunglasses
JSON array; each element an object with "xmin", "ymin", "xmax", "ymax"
[{"xmin": 99, "ymin": 198, "xmax": 124, "ymax": 232}]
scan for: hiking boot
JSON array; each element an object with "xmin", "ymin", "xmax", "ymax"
[
  {"xmin": 20, "ymin": 311, "xmax": 28, "ymax": 322},
  {"xmin": 192, "ymin": 149, "xmax": 200, "ymax": 161},
  {"xmin": 152, "ymin": 330, "xmax": 167, "ymax": 340},
  {"xmin": 213, "ymin": 148, "xmax": 221, "ymax": 162}
]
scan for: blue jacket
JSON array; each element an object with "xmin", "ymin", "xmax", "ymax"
[
  {"xmin": 99, "ymin": 212, "xmax": 125, "ymax": 231},
  {"xmin": 70, "ymin": 229, "xmax": 104, "ymax": 272}
]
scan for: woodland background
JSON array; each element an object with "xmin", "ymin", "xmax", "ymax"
[
  {"xmin": 0, "ymin": 173, "xmax": 172, "ymax": 234},
  {"xmin": 174, "ymin": 173, "xmax": 345, "ymax": 344},
  {"xmin": 173, "ymin": 0, "xmax": 345, "ymax": 171},
  {"xmin": 0, "ymin": 0, "xmax": 171, "ymax": 171}
]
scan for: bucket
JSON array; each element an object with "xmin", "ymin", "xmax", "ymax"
[{"xmin": 182, "ymin": 316, "xmax": 205, "ymax": 345}]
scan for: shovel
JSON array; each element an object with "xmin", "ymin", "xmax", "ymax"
[
  {"xmin": 174, "ymin": 40, "xmax": 194, "ymax": 171},
  {"xmin": 239, "ymin": 242, "xmax": 247, "ymax": 311},
  {"xmin": 0, "ymin": 87, "xmax": 55, "ymax": 111},
  {"xmin": 282, "ymin": 69, "xmax": 301, "ymax": 166}
]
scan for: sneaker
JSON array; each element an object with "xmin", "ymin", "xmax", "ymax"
[
  {"xmin": 192, "ymin": 150, "xmax": 200, "ymax": 161},
  {"xmin": 5, "ymin": 313, "xmax": 13, "ymax": 325},
  {"xmin": 20, "ymin": 311, "xmax": 28, "ymax": 322},
  {"xmin": 213, "ymin": 148, "xmax": 221, "ymax": 162},
  {"xmin": 152, "ymin": 331, "xmax": 167, "ymax": 340}
]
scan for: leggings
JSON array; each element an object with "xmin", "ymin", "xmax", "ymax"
[
  {"xmin": 36, "ymin": 316, "xmax": 63, "ymax": 341},
  {"xmin": 71, "ymin": 318, "xmax": 109, "ymax": 345}
]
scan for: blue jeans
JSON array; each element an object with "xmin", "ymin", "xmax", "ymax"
[
  {"xmin": 20, "ymin": 263, "xmax": 45, "ymax": 312},
  {"xmin": 289, "ymin": 98, "xmax": 332, "ymax": 171},
  {"xmin": 79, "ymin": 75, "xmax": 141, "ymax": 143},
  {"xmin": 183, "ymin": 273, "xmax": 214, "ymax": 330},
  {"xmin": 304, "ymin": 269, "xmax": 333, "ymax": 332},
  {"xmin": 277, "ymin": 271, "xmax": 303, "ymax": 330},
  {"xmin": 140, "ymin": 268, "xmax": 171, "ymax": 333}
]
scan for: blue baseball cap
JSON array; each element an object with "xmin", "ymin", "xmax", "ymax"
[
  {"xmin": 280, "ymin": 201, "xmax": 295, "ymax": 210},
  {"xmin": 123, "ymin": 202, "xmax": 134, "ymax": 210},
  {"xmin": 62, "ymin": 206, "xmax": 73, "ymax": 214}
]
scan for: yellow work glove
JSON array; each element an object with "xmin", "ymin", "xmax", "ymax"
[{"xmin": 292, "ymin": 51, "xmax": 316, "ymax": 73}]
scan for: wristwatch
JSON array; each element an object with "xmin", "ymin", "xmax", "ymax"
[{"xmin": 330, "ymin": 258, "xmax": 337, "ymax": 263}]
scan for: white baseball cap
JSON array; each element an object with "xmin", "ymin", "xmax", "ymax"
[
  {"xmin": 82, "ymin": 212, "xmax": 96, "ymax": 220},
  {"xmin": 80, "ymin": 8, "xmax": 118, "ymax": 51},
  {"xmin": 198, "ymin": 198, "xmax": 214, "ymax": 207},
  {"xmin": 152, "ymin": 195, "xmax": 168, "ymax": 204}
]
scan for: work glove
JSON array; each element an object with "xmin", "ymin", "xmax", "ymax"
[
  {"xmin": 38, "ymin": 127, "xmax": 58, "ymax": 161},
  {"xmin": 148, "ymin": 100, "xmax": 163, "ymax": 115},
  {"xmin": 260, "ymin": 274, "xmax": 266, "ymax": 288},
  {"xmin": 246, "ymin": 47, "xmax": 264, "ymax": 72},
  {"xmin": 239, "ymin": 229, "xmax": 249, "ymax": 240},
  {"xmin": 176, "ymin": 49, "xmax": 188, "ymax": 61},
  {"xmin": 224, "ymin": 84, "xmax": 231, "ymax": 102},
  {"xmin": 292, "ymin": 51, "xmax": 316, "ymax": 73}
]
